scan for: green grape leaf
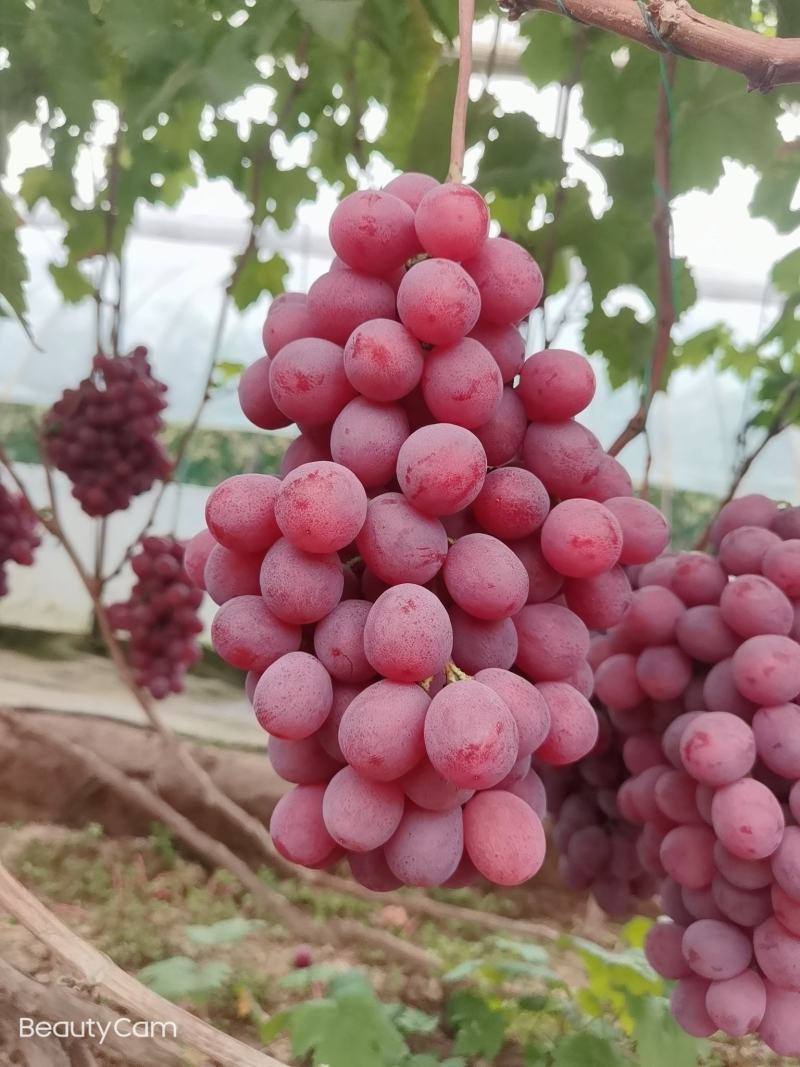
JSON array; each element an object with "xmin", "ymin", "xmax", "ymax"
[
  {"xmin": 254, "ymin": 1009, "xmax": 291, "ymax": 1046},
  {"xmin": 519, "ymin": 12, "xmax": 578, "ymax": 87},
  {"xmin": 386, "ymin": 1004, "xmax": 440, "ymax": 1035},
  {"xmin": 289, "ymin": 0, "xmax": 364, "ymax": 48},
  {"xmin": 418, "ymin": 0, "xmax": 458, "ymax": 39},
  {"xmin": 278, "ymin": 964, "xmax": 344, "ymax": 991},
  {"xmin": 138, "ymin": 957, "xmax": 231, "ymax": 1004},
  {"xmin": 289, "ymin": 989, "xmax": 407, "ymax": 1067},
  {"xmin": 583, "ymin": 305, "xmax": 653, "ymax": 390},
  {"xmin": 751, "ymin": 155, "xmax": 800, "ymax": 235},
  {"xmin": 0, "ymin": 192, "xmax": 29, "ymax": 321},
  {"xmin": 102, "ymin": 0, "xmax": 173, "ymax": 63},
  {"xmin": 670, "ymin": 63, "xmax": 781, "ymax": 196},
  {"xmin": 552, "ymin": 1031, "xmax": 631, "ymax": 1067},
  {"xmin": 19, "ymin": 162, "xmax": 75, "ymax": 217},
  {"xmin": 478, "ymin": 113, "xmax": 561, "ymax": 198},
  {"xmin": 200, "ymin": 32, "xmax": 260, "ymax": 106},
  {"xmin": 185, "ymin": 917, "xmax": 265, "ymax": 945},
  {"xmin": 229, "ymin": 253, "xmax": 288, "ymax": 310},
  {"xmin": 777, "ymin": 0, "xmax": 800, "ymax": 37},
  {"xmin": 446, "ymin": 990, "xmax": 506, "ymax": 1059},
  {"xmin": 630, "ymin": 995, "xmax": 705, "ymax": 1067},
  {"xmin": 263, "ymin": 165, "xmax": 317, "ymax": 231},
  {"xmin": 773, "ymin": 248, "xmax": 800, "ymax": 296},
  {"xmin": 64, "ymin": 209, "xmax": 112, "ymax": 261},
  {"xmin": 394, "ymin": 62, "xmax": 495, "ymax": 180},
  {"xmin": 620, "ymin": 917, "xmax": 654, "ymax": 950},
  {"xmin": 49, "ymin": 261, "xmax": 94, "ymax": 303}
]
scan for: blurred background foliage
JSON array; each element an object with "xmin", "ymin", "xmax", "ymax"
[{"xmin": 0, "ymin": 0, "xmax": 798, "ymax": 429}]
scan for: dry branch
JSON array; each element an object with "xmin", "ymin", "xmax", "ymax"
[
  {"xmin": 500, "ymin": 0, "xmax": 800, "ymax": 91},
  {"xmin": 2, "ymin": 711, "xmax": 437, "ymax": 973},
  {"xmin": 0, "ymin": 707, "xmax": 285, "ymax": 845},
  {"xmin": 0, "ymin": 865, "xmax": 287, "ymax": 1067},
  {"xmin": 0, "ymin": 958, "xmax": 181, "ymax": 1067}
]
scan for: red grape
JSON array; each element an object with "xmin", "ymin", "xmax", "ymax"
[
  {"xmin": 397, "ymin": 258, "xmax": 480, "ymax": 345},
  {"xmin": 343, "ymin": 319, "xmax": 424, "ymax": 401},
  {"xmin": 415, "ymin": 183, "xmax": 489, "ymax": 261},
  {"xmin": 463, "ymin": 790, "xmax": 546, "ymax": 885},
  {"xmin": 518, "ymin": 349, "xmax": 595, "ymax": 422}
]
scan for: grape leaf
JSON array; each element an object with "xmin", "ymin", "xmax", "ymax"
[
  {"xmin": 289, "ymin": 989, "xmax": 408, "ymax": 1067},
  {"xmin": 446, "ymin": 990, "xmax": 506, "ymax": 1059},
  {"xmin": 386, "ymin": 1003, "xmax": 440, "ymax": 1035},
  {"xmin": 103, "ymin": 0, "xmax": 177, "ymax": 64},
  {"xmin": 630, "ymin": 995, "xmax": 704, "ymax": 1067},
  {"xmin": 584, "ymin": 306, "xmax": 653, "ymax": 390},
  {"xmin": 620, "ymin": 917, "xmax": 654, "ymax": 950},
  {"xmin": 200, "ymin": 32, "xmax": 260, "ymax": 106},
  {"xmin": 478, "ymin": 114, "xmax": 561, "ymax": 198},
  {"xmin": 777, "ymin": 0, "xmax": 800, "ymax": 37},
  {"xmin": 519, "ymin": 12, "xmax": 578, "ymax": 87},
  {"xmin": 407, "ymin": 64, "xmax": 495, "ymax": 179},
  {"xmin": 552, "ymin": 1031, "xmax": 631, "ymax": 1067},
  {"xmin": 670, "ymin": 63, "xmax": 781, "ymax": 196},
  {"xmin": 263, "ymin": 165, "xmax": 317, "ymax": 231},
  {"xmin": 49, "ymin": 262, "xmax": 94, "ymax": 304},
  {"xmin": 289, "ymin": 0, "xmax": 364, "ymax": 48},
  {"xmin": 185, "ymin": 917, "xmax": 264, "ymax": 945},
  {"xmin": 772, "ymin": 249, "xmax": 800, "ymax": 296},
  {"xmin": 138, "ymin": 957, "xmax": 231, "ymax": 1004},
  {"xmin": 229, "ymin": 253, "xmax": 288, "ymax": 310},
  {"xmin": 751, "ymin": 156, "xmax": 800, "ymax": 235},
  {"xmin": 0, "ymin": 192, "xmax": 28, "ymax": 321}
]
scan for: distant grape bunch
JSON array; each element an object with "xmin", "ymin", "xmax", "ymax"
[
  {"xmin": 190, "ymin": 172, "xmax": 671, "ymax": 894},
  {"xmin": 0, "ymin": 483, "xmax": 40, "ymax": 596},
  {"xmin": 108, "ymin": 536, "xmax": 203, "ymax": 699},
  {"xmin": 555, "ymin": 494, "xmax": 800, "ymax": 1054},
  {"xmin": 43, "ymin": 346, "xmax": 172, "ymax": 517}
]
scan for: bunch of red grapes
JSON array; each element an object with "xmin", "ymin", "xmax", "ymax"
[
  {"xmin": 189, "ymin": 172, "xmax": 670, "ymax": 894},
  {"xmin": 43, "ymin": 347, "xmax": 172, "ymax": 517},
  {"xmin": 0, "ymin": 484, "xmax": 40, "ymax": 596},
  {"xmin": 108, "ymin": 536, "xmax": 203, "ymax": 699},
  {"xmin": 550, "ymin": 495, "xmax": 800, "ymax": 1054}
]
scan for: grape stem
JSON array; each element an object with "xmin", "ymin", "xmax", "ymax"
[
  {"xmin": 448, "ymin": 0, "xmax": 475, "ymax": 182},
  {"xmin": 445, "ymin": 661, "xmax": 471, "ymax": 683},
  {"xmin": 607, "ymin": 54, "xmax": 676, "ymax": 459}
]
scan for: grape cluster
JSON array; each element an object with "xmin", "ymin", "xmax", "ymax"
[
  {"xmin": 43, "ymin": 347, "xmax": 172, "ymax": 517},
  {"xmin": 108, "ymin": 536, "xmax": 203, "ymax": 699},
  {"xmin": 194, "ymin": 173, "xmax": 672, "ymax": 893},
  {"xmin": 568, "ymin": 495, "xmax": 800, "ymax": 1054},
  {"xmin": 0, "ymin": 484, "xmax": 40, "ymax": 596}
]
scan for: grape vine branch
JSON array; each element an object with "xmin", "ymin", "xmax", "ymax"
[
  {"xmin": 499, "ymin": 0, "xmax": 800, "ymax": 90},
  {"xmin": 0, "ymin": 863, "xmax": 288, "ymax": 1067},
  {"xmin": 449, "ymin": 0, "xmax": 476, "ymax": 181},
  {"xmin": 608, "ymin": 53, "xmax": 677, "ymax": 459}
]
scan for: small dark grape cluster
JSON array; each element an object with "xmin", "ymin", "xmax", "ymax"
[
  {"xmin": 0, "ymin": 484, "xmax": 40, "ymax": 596},
  {"xmin": 43, "ymin": 347, "xmax": 172, "ymax": 517},
  {"xmin": 108, "ymin": 536, "xmax": 204, "ymax": 700}
]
